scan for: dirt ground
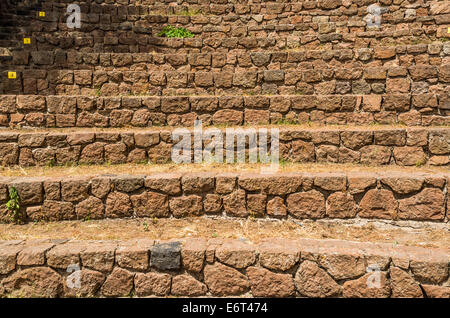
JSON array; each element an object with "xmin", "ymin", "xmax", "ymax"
[
  {"xmin": 0, "ymin": 217, "xmax": 448, "ymax": 249},
  {"xmin": 1, "ymin": 162, "xmax": 448, "ymax": 178}
]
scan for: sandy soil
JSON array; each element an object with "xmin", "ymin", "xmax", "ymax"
[{"xmin": 1, "ymin": 217, "xmax": 448, "ymax": 249}]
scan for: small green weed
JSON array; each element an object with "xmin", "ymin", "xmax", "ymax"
[
  {"xmin": 7, "ymin": 187, "xmax": 23, "ymax": 223},
  {"xmin": 157, "ymin": 26, "xmax": 194, "ymax": 38}
]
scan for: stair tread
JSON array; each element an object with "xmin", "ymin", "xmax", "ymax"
[{"xmin": 3, "ymin": 162, "xmax": 449, "ymax": 178}]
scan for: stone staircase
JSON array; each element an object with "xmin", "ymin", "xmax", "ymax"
[{"xmin": 0, "ymin": 0, "xmax": 449, "ymax": 298}]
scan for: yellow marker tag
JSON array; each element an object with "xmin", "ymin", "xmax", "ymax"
[
  {"xmin": 8, "ymin": 72, "xmax": 17, "ymax": 79},
  {"xmin": 39, "ymin": 11, "xmax": 45, "ymax": 17},
  {"xmin": 448, "ymin": 27, "xmax": 450, "ymax": 33},
  {"xmin": 24, "ymin": 38, "xmax": 31, "ymax": 44}
]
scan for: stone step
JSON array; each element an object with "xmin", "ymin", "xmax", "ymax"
[
  {"xmin": 1, "ymin": 66, "xmax": 449, "ymax": 97},
  {"xmin": 0, "ymin": 165, "xmax": 448, "ymax": 223},
  {"xmin": 3, "ymin": 45, "xmax": 448, "ymax": 70},
  {"xmin": 0, "ymin": 236, "xmax": 449, "ymax": 297},
  {"xmin": 14, "ymin": 0, "xmax": 450, "ymax": 22},
  {"xmin": 8, "ymin": 18, "xmax": 447, "ymax": 40},
  {"xmin": 0, "ymin": 126, "xmax": 448, "ymax": 167},
  {"xmin": 1, "ymin": 94, "xmax": 448, "ymax": 129},
  {"xmin": 7, "ymin": 8, "xmax": 445, "ymax": 27},
  {"xmin": 8, "ymin": 32, "xmax": 447, "ymax": 54},
  {"xmin": 26, "ymin": 0, "xmax": 448, "ymax": 18}
]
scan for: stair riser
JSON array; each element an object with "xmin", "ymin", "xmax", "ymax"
[
  {"xmin": 1, "ymin": 66, "xmax": 449, "ymax": 96},
  {"xmin": 12, "ymin": 35, "xmax": 444, "ymax": 54},
  {"xmin": 1, "ymin": 238, "xmax": 448, "ymax": 298},
  {"xmin": 0, "ymin": 172, "xmax": 448, "ymax": 223},
  {"xmin": 7, "ymin": 12, "xmax": 447, "ymax": 28},
  {"xmin": 7, "ymin": 21, "xmax": 448, "ymax": 40},
  {"xmin": 3, "ymin": 46, "xmax": 449, "ymax": 70},
  {"xmin": 22, "ymin": 0, "xmax": 450, "ymax": 18},
  {"xmin": 0, "ymin": 127, "xmax": 448, "ymax": 167},
  {"xmin": 1, "ymin": 94, "xmax": 448, "ymax": 128}
]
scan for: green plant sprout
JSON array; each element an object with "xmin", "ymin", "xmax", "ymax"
[{"xmin": 158, "ymin": 26, "xmax": 194, "ymax": 38}]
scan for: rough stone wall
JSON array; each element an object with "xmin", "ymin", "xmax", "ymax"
[
  {"xmin": 0, "ymin": 172, "xmax": 448, "ymax": 223},
  {"xmin": 1, "ymin": 94, "xmax": 449, "ymax": 128},
  {"xmin": 0, "ymin": 238, "xmax": 448, "ymax": 298},
  {"xmin": 0, "ymin": 128, "xmax": 448, "ymax": 166}
]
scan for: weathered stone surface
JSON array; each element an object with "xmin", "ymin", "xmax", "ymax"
[
  {"xmin": 410, "ymin": 260, "xmax": 448, "ymax": 285},
  {"xmin": 421, "ymin": 285, "xmax": 450, "ymax": 298},
  {"xmin": 130, "ymin": 191, "xmax": 169, "ymax": 217},
  {"xmin": 266, "ymin": 197, "xmax": 287, "ymax": 217},
  {"xmin": 347, "ymin": 176, "xmax": 376, "ymax": 194},
  {"xmin": 360, "ymin": 145, "xmax": 391, "ymax": 165},
  {"xmin": 223, "ymin": 189, "xmax": 247, "ymax": 217},
  {"xmin": 358, "ymin": 189, "xmax": 397, "ymax": 219},
  {"xmin": 10, "ymin": 181, "xmax": 43, "ymax": 205},
  {"xmin": 216, "ymin": 240, "xmax": 256, "ymax": 269},
  {"xmin": 63, "ymin": 269, "xmax": 105, "ymax": 297},
  {"xmin": 247, "ymin": 193, "xmax": 266, "ymax": 216},
  {"xmin": 181, "ymin": 239, "xmax": 206, "ymax": 273},
  {"xmin": 0, "ymin": 143, "xmax": 19, "ymax": 165},
  {"xmin": 91, "ymin": 177, "xmax": 111, "ymax": 199},
  {"xmin": 204, "ymin": 263, "xmax": 249, "ymax": 296},
  {"xmin": 203, "ymin": 194, "xmax": 222, "ymax": 213},
  {"xmin": 80, "ymin": 242, "xmax": 116, "ymax": 273},
  {"xmin": 46, "ymin": 241, "xmax": 85, "ymax": 269},
  {"xmin": 393, "ymin": 147, "xmax": 426, "ymax": 166},
  {"xmin": 113, "ymin": 176, "xmax": 144, "ymax": 192},
  {"xmin": 380, "ymin": 177, "xmax": 424, "ymax": 194},
  {"xmin": 101, "ymin": 267, "xmax": 134, "ymax": 297},
  {"xmin": 2, "ymin": 267, "xmax": 62, "ymax": 298},
  {"xmin": 151, "ymin": 242, "xmax": 181, "ymax": 270},
  {"xmin": 61, "ymin": 179, "xmax": 90, "ymax": 202},
  {"xmin": 37, "ymin": 200, "xmax": 75, "ymax": 221},
  {"xmin": 343, "ymin": 272, "xmax": 391, "ymax": 298},
  {"xmin": 289, "ymin": 140, "xmax": 315, "ymax": 162},
  {"xmin": 105, "ymin": 192, "xmax": 133, "ymax": 218},
  {"xmin": 239, "ymin": 175, "xmax": 302, "ymax": 195},
  {"xmin": 17, "ymin": 241, "xmax": 55, "ymax": 266},
  {"xmin": 247, "ymin": 267, "xmax": 295, "ymax": 297},
  {"xmin": 134, "ymin": 132, "xmax": 159, "ymax": 148},
  {"xmin": 116, "ymin": 239, "xmax": 153, "ymax": 271},
  {"xmin": 326, "ymin": 192, "xmax": 357, "ymax": 218},
  {"xmin": 134, "ymin": 272, "xmax": 171, "ymax": 296},
  {"xmin": 341, "ymin": 131, "xmax": 374, "ymax": 149},
  {"xmin": 294, "ymin": 261, "xmax": 340, "ymax": 297},
  {"xmin": 258, "ymin": 240, "xmax": 300, "ymax": 271},
  {"xmin": 76, "ymin": 196, "xmax": 104, "ymax": 220},
  {"xmin": 171, "ymin": 274, "xmax": 207, "ymax": 296},
  {"xmin": 169, "ymin": 195, "xmax": 203, "ymax": 217},
  {"xmin": 0, "ymin": 243, "xmax": 23, "ymax": 275},
  {"xmin": 182, "ymin": 175, "xmax": 215, "ymax": 193},
  {"xmin": 314, "ymin": 175, "xmax": 346, "ymax": 191},
  {"xmin": 428, "ymin": 131, "xmax": 449, "ymax": 155},
  {"xmin": 145, "ymin": 174, "xmax": 181, "ymax": 195},
  {"xmin": 215, "ymin": 174, "xmax": 236, "ymax": 194},
  {"xmin": 398, "ymin": 188, "xmax": 445, "ymax": 221},
  {"xmin": 318, "ymin": 254, "xmax": 366, "ymax": 280},
  {"xmin": 390, "ymin": 267, "xmax": 423, "ymax": 298},
  {"xmin": 287, "ymin": 190, "xmax": 325, "ymax": 219}
]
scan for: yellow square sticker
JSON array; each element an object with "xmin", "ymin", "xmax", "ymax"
[
  {"xmin": 39, "ymin": 11, "xmax": 45, "ymax": 17},
  {"xmin": 24, "ymin": 38, "xmax": 31, "ymax": 44},
  {"xmin": 448, "ymin": 27, "xmax": 450, "ymax": 33},
  {"xmin": 8, "ymin": 72, "xmax": 17, "ymax": 79}
]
